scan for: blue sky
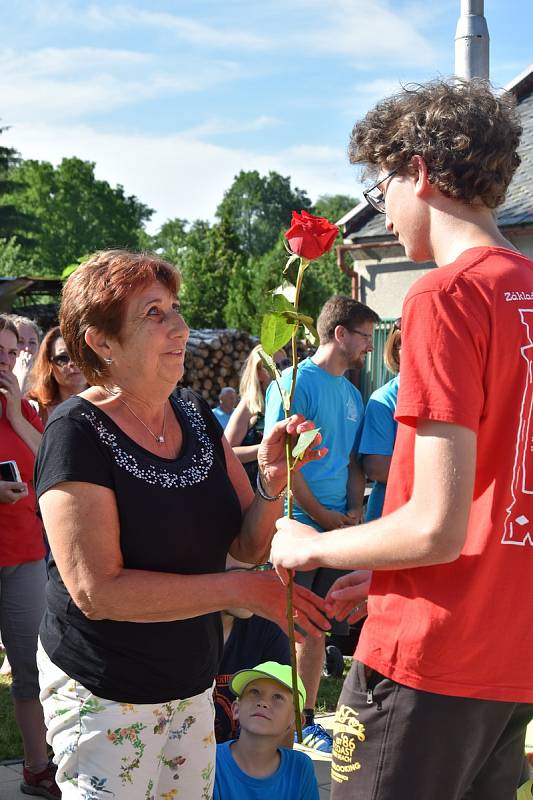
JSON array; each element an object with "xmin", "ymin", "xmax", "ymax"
[{"xmin": 2, "ymin": 0, "xmax": 531, "ymax": 232}]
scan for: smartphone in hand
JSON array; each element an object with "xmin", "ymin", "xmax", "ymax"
[{"xmin": 0, "ymin": 460, "xmax": 22, "ymax": 483}]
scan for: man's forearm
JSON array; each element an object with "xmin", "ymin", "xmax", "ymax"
[
  {"xmin": 347, "ymin": 459, "xmax": 365, "ymax": 513},
  {"xmin": 305, "ymin": 499, "xmax": 464, "ymax": 572},
  {"xmin": 292, "ymin": 471, "xmax": 326, "ymax": 524}
]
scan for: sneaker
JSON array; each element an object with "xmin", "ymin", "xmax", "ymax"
[
  {"xmin": 294, "ymin": 722, "xmax": 333, "ymax": 759},
  {"xmin": 323, "ymin": 644, "xmax": 344, "ymax": 678},
  {"xmin": 21, "ymin": 761, "xmax": 61, "ymax": 799}
]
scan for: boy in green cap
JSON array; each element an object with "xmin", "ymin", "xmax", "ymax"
[{"xmin": 214, "ymin": 661, "xmax": 319, "ymax": 799}]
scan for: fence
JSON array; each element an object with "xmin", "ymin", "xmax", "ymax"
[{"xmin": 359, "ymin": 318, "xmax": 396, "ymax": 403}]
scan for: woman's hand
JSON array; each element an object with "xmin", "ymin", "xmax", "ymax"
[
  {"xmin": 0, "ymin": 480, "xmax": 28, "ymax": 504},
  {"xmin": 258, "ymin": 414, "xmax": 327, "ymax": 496},
  {"xmin": 239, "ymin": 570, "xmax": 330, "ymax": 642},
  {"xmin": 325, "ymin": 570, "xmax": 371, "ymax": 624},
  {"xmin": 0, "ymin": 369, "xmax": 23, "ymax": 423},
  {"xmin": 12, "ymin": 350, "xmax": 34, "ymax": 394}
]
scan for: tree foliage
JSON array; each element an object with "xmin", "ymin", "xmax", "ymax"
[
  {"xmin": 0, "ymin": 127, "xmax": 36, "ymax": 249},
  {"xmin": 216, "ymin": 170, "xmax": 312, "ymax": 258},
  {"xmin": 0, "ymin": 237, "xmax": 25, "ymax": 277},
  {"xmin": 13, "ymin": 157, "xmax": 153, "ymax": 275}
]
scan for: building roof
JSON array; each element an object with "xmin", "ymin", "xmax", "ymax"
[{"xmin": 342, "ymin": 65, "xmax": 533, "ymax": 243}]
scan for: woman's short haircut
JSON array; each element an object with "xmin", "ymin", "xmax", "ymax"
[
  {"xmin": 317, "ymin": 295, "xmax": 380, "ymax": 344},
  {"xmin": 60, "ymin": 250, "xmax": 180, "ymax": 385},
  {"xmin": 0, "ymin": 314, "xmax": 19, "ymax": 341},
  {"xmin": 349, "ymin": 79, "xmax": 522, "ymax": 209},
  {"xmin": 383, "ymin": 327, "xmax": 401, "ymax": 374}
]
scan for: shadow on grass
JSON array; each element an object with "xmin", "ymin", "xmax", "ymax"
[{"xmin": 0, "ymin": 656, "xmax": 23, "ymax": 761}]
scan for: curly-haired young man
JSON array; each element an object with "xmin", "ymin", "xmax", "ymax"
[{"xmin": 270, "ymin": 79, "xmax": 533, "ymax": 800}]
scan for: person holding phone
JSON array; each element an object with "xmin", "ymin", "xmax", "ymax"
[{"xmin": 0, "ymin": 314, "xmax": 60, "ymax": 799}]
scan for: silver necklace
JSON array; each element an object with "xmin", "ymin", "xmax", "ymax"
[{"xmin": 117, "ymin": 395, "xmax": 167, "ymax": 444}]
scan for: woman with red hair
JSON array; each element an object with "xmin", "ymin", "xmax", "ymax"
[
  {"xmin": 27, "ymin": 327, "xmax": 87, "ymax": 424},
  {"xmin": 34, "ymin": 250, "xmax": 327, "ymax": 800}
]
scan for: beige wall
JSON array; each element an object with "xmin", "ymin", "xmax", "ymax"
[
  {"xmin": 354, "ymin": 229, "xmax": 533, "ymax": 319},
  {"xmin": 356, "ymin": 259, "xmax": 434, "ymax": 319}
]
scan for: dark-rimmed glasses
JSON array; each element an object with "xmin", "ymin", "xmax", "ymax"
[
  {"xmin": 363, "ymin": 168, "xmax": 400, "ymax": 214},
  {"xmin": 347, "ymin": 328, "xmax": 373, "ymax": 343}
]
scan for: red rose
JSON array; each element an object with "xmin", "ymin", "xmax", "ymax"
[{"xmin": 284, "ymin": 210, "xmax": 339, "ymax": 260}]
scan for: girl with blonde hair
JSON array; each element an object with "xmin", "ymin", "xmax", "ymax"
[{"xmin": 226, "ymin": 345, "xmax": 286, "ymax": 485}]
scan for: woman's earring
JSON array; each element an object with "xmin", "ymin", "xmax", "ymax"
[{"xmin": 104, "ymin": 357, "xmax": 113, "ymax": 365}]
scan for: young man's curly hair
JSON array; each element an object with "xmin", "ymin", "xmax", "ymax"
[{"xmin": 349, "ymin": 79, "xmax": 522, "ymax": 209}]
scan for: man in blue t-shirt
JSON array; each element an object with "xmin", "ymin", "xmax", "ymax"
[
  {"xmin": 212, "ymin": 386, "xmax": 237, "ymax": 430},
  {"xmin": 214, "ymin": 661, "xmax": 319, "ymax": 800},
  {"xmin": 359, "ymin": 374, "xmax": 400, "ymax": 521},
  {"xmin": 264, "ymin": 295, "xmax": 379, "ymax": 754}
]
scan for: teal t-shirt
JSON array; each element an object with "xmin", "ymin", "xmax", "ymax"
[
  {"xmin": 214, "ymin": 741, "xmax": 319, "ymax": 800},
  {"xmin": 264, "ymin": 358, "xmax": 364, "ymax": 530},
  {"xmin": 212, "ymin": 406, "xmax": 233, "ymax": 430},
  {"xmin": 359, "ymin": 375, "xmax": 400, "ymax": 521}
]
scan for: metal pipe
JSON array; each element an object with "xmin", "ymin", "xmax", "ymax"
[{"xmin": 455, "ymin": 0, "xmax": 489, "ymax": 80}]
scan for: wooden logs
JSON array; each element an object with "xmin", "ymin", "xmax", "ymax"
[{"xmin": 180, "ymin": 329, "xmax": 258, "ymax": 406}]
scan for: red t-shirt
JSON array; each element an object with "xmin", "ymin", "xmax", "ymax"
[
  {"xmin": 0, "ymin": 395, "xmax": 45, "ymax": 566},
  {"xmin": 356, "ymin": 246, "xmax": 533, "ymax": 702}
]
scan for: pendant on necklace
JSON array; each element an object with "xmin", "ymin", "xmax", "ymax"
[{"xmin": 157, "ymin": 436, "xmax": 165, "ymax": 444}]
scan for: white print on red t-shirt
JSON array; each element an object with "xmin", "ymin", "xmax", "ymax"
[
  {"xmin": 504, "ymin": 291, "xmax": 533, "ymax": 301},
  {"xmin": 502, "ymin": 308, "xmax": 533, "ymax": 547}
]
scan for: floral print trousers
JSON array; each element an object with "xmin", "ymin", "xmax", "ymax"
[{"xmin": 38, "ymin": 643, "xmax": 216, "ymax": 800}]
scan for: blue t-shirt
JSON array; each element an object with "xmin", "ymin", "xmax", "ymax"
[
  {"xmin": 358, "ymin": 375, "xmax": 400, "ymax": 521},
  {"xmin": 212, "ymin": 406, "xmax": 233, "ymax": 430},
  {"xmin": 214, "ymin": 741, "xmax": 319, "ymax": 800},
  {"xmin": 264, "ymin": 358, "xmax": 364, "ymax": 530}
]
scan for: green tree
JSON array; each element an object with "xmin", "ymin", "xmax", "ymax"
[
  {"xmin": 0, "ymin": 236, "xmax": 27, "ymax": 277},
  {"xmin": 313, "ymin": 193, "xmax": 358, "ymax": 225},
  {"xmin": 13, "ymin": 157, "xmax": 153, "ymax": 274},
  {"xmin": 0, "ymin": 127, "xmax": 36, "ymax": 248},
  {"xmin": 310, "ymin": 193, "xmax": 360, "ymax": 300},
  {"xmin": 177, "ymin": 218, "xmax": 247, "ymax": 329},
  {"xmin": 216, "ymin": 170, "xmax": 312, "ymax": 258}
]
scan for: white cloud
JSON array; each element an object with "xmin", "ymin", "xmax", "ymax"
[
  {"xmin": 263, "ymin": 0, "xmax": 436, "ymax": 65},
  {"xmin": 31, "ymin": 2, "xmax": 272, "ymax": 50},
  {"xmin": 2, "ymin": 122, "xmax": 362, "ymax": 232},
  {"xmin": 29, "ymin": 0, "xmax": 436, "ymax": 66},
  {"xmin": 0, "ymin": 46, "xmax": 246, "ymax": 124},
  {"xmin": 181, "ymin": 115, "xmax": 282, "ymax": 139}
]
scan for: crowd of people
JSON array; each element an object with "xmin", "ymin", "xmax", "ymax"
[{"xmin": 0, "ymin": 77, "xmax": 532, "ymax": 800}]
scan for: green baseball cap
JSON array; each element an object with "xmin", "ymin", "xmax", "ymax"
[{"xmin": 230, "ymin": 661, "xmax": 306, "ymax": 712}]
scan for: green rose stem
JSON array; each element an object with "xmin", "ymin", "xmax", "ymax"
[{"xmin": 284, "ymin": 257, "xmax": 309, "ymax": 743}]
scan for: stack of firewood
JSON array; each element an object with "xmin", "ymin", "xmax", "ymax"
[{"xmin": 181, "ymin": 329, "xmax": 257, "ymax": 404}]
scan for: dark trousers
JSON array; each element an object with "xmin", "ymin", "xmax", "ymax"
[{"xmin": 330, "ymin": 660, "xmax": 533, "ymax": 800}]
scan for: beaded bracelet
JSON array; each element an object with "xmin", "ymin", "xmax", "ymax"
[{"xmin": 256, "ymin": 471, "xmax": 285, "ymax": 501}]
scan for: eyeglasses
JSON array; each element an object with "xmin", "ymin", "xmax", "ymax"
[
  {"xmin": 363, "ymin": 168, "xmax": 400, "ymax": 214},
  {"xmin": 51, "ymin": 354, "xmax": 74, "ymax": 367},
  {"xmin": 347, "ymin": 328, "xmax": 374, "ymax": 343}
]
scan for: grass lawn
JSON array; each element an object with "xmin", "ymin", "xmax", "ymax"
[
  {"xmin": 316, "ymin": 657, "xmax": 349, "ymax": 713},
  {"xmin": 0, "ymin": 654, "xmax": 23, "ymax": 761}
]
